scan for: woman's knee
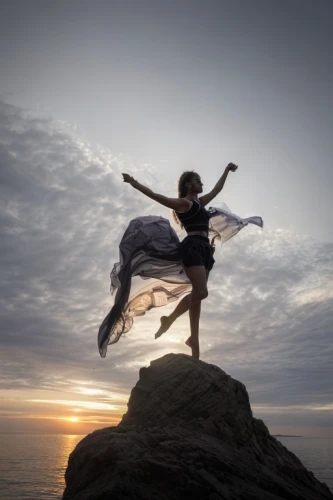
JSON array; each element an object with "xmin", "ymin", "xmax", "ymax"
[{"xmin": 192, "ymin": 288, "xmax": 208, "ymax": 302}]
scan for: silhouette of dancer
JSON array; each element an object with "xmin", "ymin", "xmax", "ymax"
[{"xmin": 122, "ymin": 163, "xmax": 238, "ymax": 359}]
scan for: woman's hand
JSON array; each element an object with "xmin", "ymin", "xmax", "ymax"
[
  {"xmin": 227, "ymin": 162, "xmax": 238, "ymax": 172},
  {"xmin": 122, "ymin": 173, "xmax": 137, "ymax": 186}
]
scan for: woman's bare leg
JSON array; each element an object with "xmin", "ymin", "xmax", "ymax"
[
  {"xmin": 155, "ymin": 269, "xmax": 210, "ymax": 340},
  {"xmin": 155, "ymin": 294, "xmax": 190, "ymax": 339},
  {"xmin": 183, "ymin": 265, "xmax": 208, "ymax": 359}
]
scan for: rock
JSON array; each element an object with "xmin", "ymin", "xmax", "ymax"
[{"xmin": 63, "ymin": 353, "xmax": 333, "ymax": 500}]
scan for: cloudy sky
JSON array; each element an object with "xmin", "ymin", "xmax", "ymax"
[{"xmin": 1, "ymin": 0, "xmax": 332, "ymax": 437}]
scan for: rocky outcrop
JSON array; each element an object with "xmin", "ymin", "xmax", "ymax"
[{"xmin": 63, "ymin": 354, "xmax": 333, "ymax": 500}]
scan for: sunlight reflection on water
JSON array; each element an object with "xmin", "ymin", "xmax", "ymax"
[{"xmin": 0, "ymin": 434, "xmax": 83, "ymax": 500}]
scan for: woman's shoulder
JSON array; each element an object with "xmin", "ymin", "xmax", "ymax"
[{"xmin": 176, "ymin": 198, "xmax": 194, "ymax": 214}]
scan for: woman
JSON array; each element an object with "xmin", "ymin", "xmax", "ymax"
[{"xmin": 122, "ymin": 162, "xmax": 238, "ymax": 359}]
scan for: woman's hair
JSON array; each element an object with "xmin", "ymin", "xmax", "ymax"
[{"xmin": 172, "ymin": 170, "xmax": 198, "ymax": 228}]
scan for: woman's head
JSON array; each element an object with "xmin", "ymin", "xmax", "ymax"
[{"xmin": 177, "ymin": 171, "xmax": 203, "ymax": 197}]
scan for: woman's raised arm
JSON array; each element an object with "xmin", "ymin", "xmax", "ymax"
[{"xmin": 122, "ymin": 173, "xmax": 191, "ymax": 212}]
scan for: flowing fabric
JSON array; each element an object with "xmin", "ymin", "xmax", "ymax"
[{"xmin": 98, "ymin": 204, "xmax": 263, "ymax": 357}]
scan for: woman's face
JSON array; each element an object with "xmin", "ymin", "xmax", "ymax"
[{"xmin": 189, "ymin": 174, "xmax": 203, "ymax": 193}]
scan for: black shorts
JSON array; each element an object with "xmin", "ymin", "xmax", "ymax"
[{"xmin": 179, "ymin": 235, "xmax": 215, "ymax": 271}]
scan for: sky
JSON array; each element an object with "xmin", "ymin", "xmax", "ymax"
[{"xmin": 0, "ymin": 0, "xmax": 333, "ymax": 437}]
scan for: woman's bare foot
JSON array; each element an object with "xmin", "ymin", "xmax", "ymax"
[
  {"xmin": 185, "ymin": 336, "xmax": 193, "ymax": 348},
  {"xmin": 155, "ymin": 316, "xmax": 173, "ymax": 339}
]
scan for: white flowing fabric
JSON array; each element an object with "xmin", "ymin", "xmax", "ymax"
[{"xmin": 98, "ymin": 204, "xmax": 263, "ymax": 357}]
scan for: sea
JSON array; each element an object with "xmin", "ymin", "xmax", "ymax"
[{"xmin": 0, "ymin": 434, "xmax": 332, "ymax": 499}]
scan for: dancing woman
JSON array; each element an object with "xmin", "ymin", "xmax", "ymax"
[{"xmin": 122, "ymin": 162, "xmax": 238, "ymax": 359}]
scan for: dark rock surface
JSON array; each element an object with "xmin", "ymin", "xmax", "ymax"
[{"xmin": 63, "ymin": 353, "xmax": 333, "ymax": 499}]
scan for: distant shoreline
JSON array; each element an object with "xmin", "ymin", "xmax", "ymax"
[{"xmin": 273, "ymin": 434, "xmax": 303, "ymax": 438}]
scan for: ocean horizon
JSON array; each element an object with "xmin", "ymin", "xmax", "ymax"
[{"xmin": 0, "ymin": 433, "xmax": 332, "ymax": 499}]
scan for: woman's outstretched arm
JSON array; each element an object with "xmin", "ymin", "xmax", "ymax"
[
  {"xmin": 122, "ymin": 173, "xmax": 190, "ymax": 212},
  {"xmin": 199, "ymin": 162, "xmax": 238, "ymax": 207}
]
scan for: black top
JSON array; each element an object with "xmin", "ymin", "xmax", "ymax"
[{"xmin": 176, "ymin": 199, "xmax": 210, "ymax": 233}]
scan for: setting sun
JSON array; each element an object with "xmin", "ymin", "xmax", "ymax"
[{"xmin": 69, "ymin": 417, "xmax": 79, "ymax": 423}]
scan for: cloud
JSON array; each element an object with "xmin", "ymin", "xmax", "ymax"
[
  {"xmin": 0, "ymin": 99, "xmax": 332, "ymax": 434},
  {"xmin": 0, "ymin": 99, "xmax": 160, "ymax": 391}
]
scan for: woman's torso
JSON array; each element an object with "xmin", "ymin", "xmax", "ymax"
[{"xmin": 177, "ymin": 199, "xmax": 209, "ymax": 238}]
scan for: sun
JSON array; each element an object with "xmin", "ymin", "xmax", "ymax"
[{"xmin": 69, "ymin": 417, "xmax": 79, "ymax": 422}]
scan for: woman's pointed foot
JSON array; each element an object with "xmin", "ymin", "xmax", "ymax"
[{"xmin": 155, "ymin": 316, "xmax": 173, "ymax": 339}]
